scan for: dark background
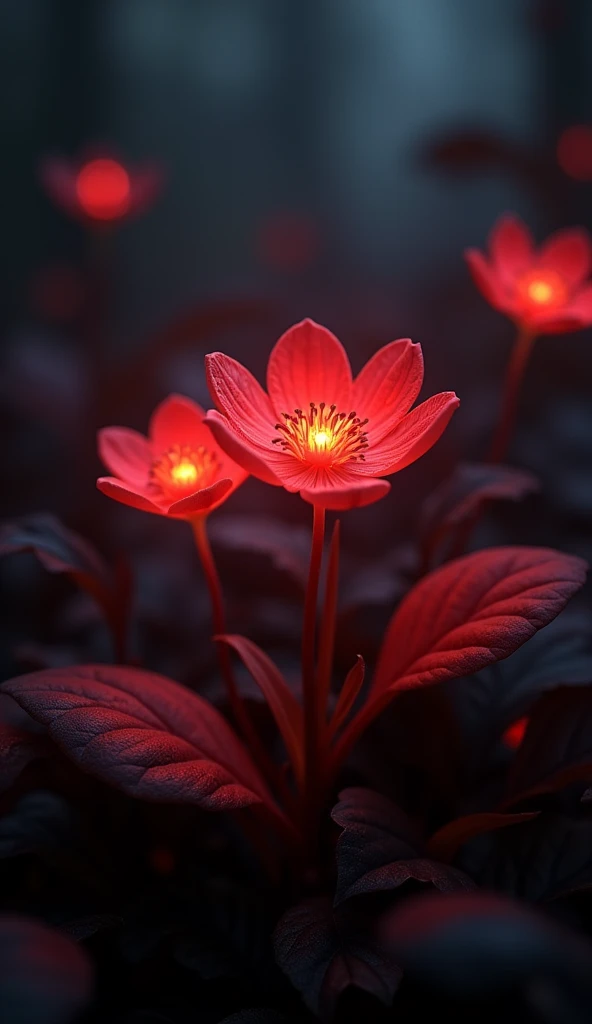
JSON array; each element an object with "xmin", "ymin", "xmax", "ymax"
[{"xmin": 1, "ymin": 0, "xmax": 592, "ymax": 668}]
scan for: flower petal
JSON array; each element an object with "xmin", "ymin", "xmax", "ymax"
[
  {"xmin": 538, "ymin": 228, "xmax": 592, "ymax": 287},
  {"xmin": 204, "ymin": 410, "xmax": 282, "ymax": 487},
  {"xmin": 357, "ymin": 392, "xmax": 460, "ymax": 476},
  {"xmin": 149, "ymin": 394, "xmax": 212, "ymax": 452},
  {"xmin": 299, "ymin": 471, "xmax": 391, "ymax": 511},
  {"xmin": 97, "ymin": 477, "xmax": 164, "ymax": 514},
  {"xmin": 465, "ymin": 250, "xmax": 510, "ymax": 311},
  {"xmin": 166, "ymin": 478, "xmax": 234, "ymax": 518},
  {"xmin": 206, "ymin": 353, "xmax": 276, "ymax": 448},
  {"xmin": 352, "ymin": 339, "xmax": 424, "ymax": 442},
  {"xmin": 529, "ymin": 285, "xmax": 592, "ymax": 334},
  {"xmin": 489, "ymin": 215, "xmax": 534, "ymax": 283},
  {"xmin": 266, "ymin": 318, "xmax": 353, "ymax": 417},
  {"xmin": 566, "ymin": 283, "xmax": 592, "ymax": 320},
  {"xmin": 98, "ymin": 427, "xmax": 152, "ymax": 487}
]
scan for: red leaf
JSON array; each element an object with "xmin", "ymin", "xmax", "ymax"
[
  {"xmin": 373, "ymin": 547, "xmax": 587, "ymax": 695},
  {"xmin": 329, "ymin": 657, "xmax": 366, "ymax": 737},
  {"xmin": 427, "ymin": 811, "xmax": 539, "ymax": 862},
  {"xmin": 216, "ymin": 635, "xmax": 303, "ymax": 779},
  {"xmin": 2, "ymin": 665, "xmax": 276, "ymax": 813}
]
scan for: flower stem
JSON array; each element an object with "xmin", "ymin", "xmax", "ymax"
[
  {"xmin": 191, "ymin": 516, "xmax": 268, "ymax": 768},
  {"xmin": 316, "ymin": 520, "xmax": 340, "ymax": 735},
  {"xmin": 489, "ymin": 325, "xmax": 536, "ymax": 464},
  {"xmin": 301, "ymin": 504, "xmax": 326, "ymax": 845}
]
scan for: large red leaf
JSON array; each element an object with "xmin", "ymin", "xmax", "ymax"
[
  {"xmin": 2, "ymin": 665, "xmax": 275, "ymax": 813},
  {"xmin": 373, "ymin": 547, "xmax": 587, "ymax": 695}
]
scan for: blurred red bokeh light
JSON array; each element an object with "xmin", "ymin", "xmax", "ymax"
[
  {"xmin": 557, "ymin": 125, "xmax": 592, "ymax": 181},
  {"xmin": 75, "ymin": 158, "xmax": 131, "ymax": 220}
]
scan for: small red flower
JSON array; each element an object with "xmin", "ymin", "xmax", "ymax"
[
  {"xmin": 40, "ymin": 152, "xmax": 162, "ymax": 224},
  {"xmin": 205, "ymin": 319, "xmax": 459, "ymax": 511},
  {"xmin": 97, "ymin": 395, "xmax": 248, "ymax": 518},
  {"xmin": 465, "ymin": 215, "xmax": 592, "ymax": 333}
]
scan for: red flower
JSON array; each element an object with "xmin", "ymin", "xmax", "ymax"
[
  {"xmin": 40, "ymin": 152, "xmax": 162, "ymax": 224},
  {"xmin": 205, "ymin": 319, "xmax": 459, "ymax": 511},
  {"xmin": 97, "ymin": 395, "xmax": 248, "ymax": 518},
  {"xmin": 465, "ymin": 215, "xmax": 592, "ymax": 333}
]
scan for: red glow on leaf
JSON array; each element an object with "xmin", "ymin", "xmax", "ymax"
[
  {"xmin": 75, "ymin": 159, "xmax": 131, "ymax": 221},
  {"xmin": 503, "ymin": 716, "xmax": 529, "ymax": 750},
  {"xmin": 557, "ymin": 125, "xmax": 592, "ymax": 181}
]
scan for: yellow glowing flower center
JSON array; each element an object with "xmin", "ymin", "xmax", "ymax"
[
  {"xmin": 517, "ymin": 269, "xmax": 567, "ymax": 309},
  {"xmin": 528, "ymin": 280, "xmax": 553, "ymax": 304},
  {"xmin": 150, "ymin": 444, "xmax": 220, "ymax": 497},
  {"xmin": 272, "ymin": 403, "xmax": 369, "ymax": 467}
]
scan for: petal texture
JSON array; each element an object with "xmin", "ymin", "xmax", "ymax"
[
  {"xmin": 97, "ymin": 477, "xmax": 164, "ymax": 514},
  {"xmin": 98, "ymin": 427, "xmax": 152, "ymax": 487},
  {"xmin": 206, "ymin": 353, "xmax": 276, "ymax": 448},
  {"xmin": 357, "ymin": 393, "xmax": 460, "ymax": 476},
  {"xmin": 149, "ymin": 394, "xmax": 211, "ymax": 452},
  {"xmin": 204, "ymin": 410, "xmax": 282, "ymax": 486},
  {"xmin": 166, "ymin": 478, "xmax": 233, "ymax": 517},
  {"xmin": 353, "ymin": 339, "xmax": 424, "ymax": 441},
  {"xmin": 267, "ymin": 319, "xmax": 352, "ymax": 416},
  {"xmin": 538, "ymin": 228, "xmax": 592, "ymax": 287},
  {"xmin": 299, "ymin": 472, "xmax": 391, "ymax": 510},
  {"xmin": 490, "ymin": 215, "xmax": 534, "ymax": 283}
]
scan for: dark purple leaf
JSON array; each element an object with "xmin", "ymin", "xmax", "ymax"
[
  {"xmin": 445, "ymin": 611, "xmax": 592, "ymax": 771},
  {"xmin": 380, "ymin": 890, "xmax": 592, "ymax": 1004},
  {"xmin": 506, "ymin": 686, "xmax": 592, "ymax": 804},
  {"xmin": 0, "ymin": 915, "xmax": 93, "ymax": 1024},
  {"xmin": 331, "ymin": 789, "xmax": 473, "ymax": 904},
  {"xmin": 460, "ymin": 813, "xmax": 592, "ymax": 902},
  {"xmin": 0, "ymin": 791, "xmax": 73, "ymax": 859},
  {"xmin": 420, "ymin": 461, "xmax": 539, "ymax": 548},
  {"xmin": 0, "ymin": 514, "xmax": 109, "ymax": 588},
  {"xmin": 0, "ymin": 721, "xmax": 48, "ymax": 792},
  {"xmin": 210, "ymin": 515, "xmax": 309, "ymax": 596},
  {"xmin": 2, "ymin": 665, "xmax": 278, "ymax": 815},
  {"xmin": 274, "ymin": 898, "xmax": 401, "ymax": 1018},
  {"xmin": 427, "ymin": 811, "xmax": 539, "ymax": 863}
]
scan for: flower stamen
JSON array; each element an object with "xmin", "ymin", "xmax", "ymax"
[
  {"xmin": 272, "ymin": 402, "xmax": 369, "ymax": 467},
  {"xmin": 150, "ymin": 444, "xmax": 220, "ymax": 498}
]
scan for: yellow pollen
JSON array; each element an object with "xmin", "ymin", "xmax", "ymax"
[
  {"xmin": 150, "ymin": 444, "xmax": 220, "ymax": 498},
  {"xmin": 527, "ymin": 279, "xmax": 554, "ymax": 304},
  {"xmin": 272, "ymin": 402, "xmax": 369, "ymax": 467},
  {"xmin": 170, "ymin": 461, "xmax": 199, "ymax": 485},
  {"xmin": 312, "ymin": 430, "xmax": 330, "ymax": 449}
]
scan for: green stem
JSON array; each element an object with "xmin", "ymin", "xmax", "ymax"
[{"xmin": 489, "ymin": 325, "xmax": 536, "ymax": 464}]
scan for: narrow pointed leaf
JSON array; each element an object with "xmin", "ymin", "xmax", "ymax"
[
  {"xmin": 217, "ymin": 635, "xmax": 303, "ymax": 778},
  {"xmin": 3, "ymin": 665, "xmax": 275, "ymax": 813},
  {"xmin": 330, "ymin": 656, "xmax": 365, "ymax": 737},
  {"xmin": 427, "ymin": 811, "xmax": 539, "ymax": 862}
]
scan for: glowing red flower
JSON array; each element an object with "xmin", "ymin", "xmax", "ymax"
[
  {"xmin": 205, "ymin": 319, "xmax": 459, "ymax": 511},
  {"xmin": 40, "ymin": 153, "xmax": 162, "ymax": 224},
  {"xmin": 465, "ymin": 215, "xmax": 592, "ymax": 333},
  {"xmin": 97, "ymin": 395, "xmax": 247, "ymax": 518}
]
